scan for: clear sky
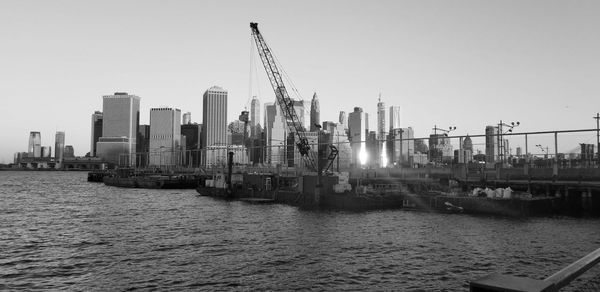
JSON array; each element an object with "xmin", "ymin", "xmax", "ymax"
[{"xmin": 1, "ymin": 0, "xmax": 599, "ymax": 163}]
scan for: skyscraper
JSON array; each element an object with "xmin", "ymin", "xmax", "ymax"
[
  {"xmin": 181, "ymin": 123, "xmax": 201, "ymax": 167},
  {"xmin": 55, "ymin": 131, "xmax": 65, "ymax": 165},
  {"xmin": 376, "ymin": 96, "xmax": 387, "ymax": 167},
  {"xmin": 149, "ymin": 108, "xmax": 181, "ymax": 167},
  {"xmin": 389, "ymin": 106, "xmax": 401, "ymax": 131},
  {"xmin": 28, "ymin": 131, "xmax": 42, "ymax": 158},
  {"xmin": 310, "ymin": 92, "xmax": 320, "ymax": 132},
  {"xmin": 64, "ymin": 145, "xmax": 75, "ymax": 158},
  {"xmin": 202, "ymin": 86, "xmax": 228, "ymax": 148},
  {"xmin": 182, "ymin": 112, "xmax": 192, "ymax": 125},
  {"xmin": 348, "ymin": 107, "xmax": 369, "ymax": 166},
  {"xmin": 485, "ymin": 125, "xmax": 499, "ymax": 163},
  {"xmin": 96, "ymin": 92, "xmax": 140, "ymax": 166},
  {"xmin": 338, "ymin": 111, "xmax": 348, "ymax": 131},
  {"xmin": 90, "ymin": 111, "xmax": 103, "ymax": 157},
  {"xmin": 250, "ymin": 96, "xmax": 260, "ymax": 138},
  {"xmin": 264, "ymin": 102, "xmax": 277, "ymax": 164}
]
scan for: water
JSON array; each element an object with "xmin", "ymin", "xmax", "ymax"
[{"xmin": 1, "ymin": 171, "xmax": 600, "ymax": 291}]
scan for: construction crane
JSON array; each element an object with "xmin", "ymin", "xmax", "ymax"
[{"xmin": 250, "ymin": 22, "xmax": 338, "ymax": 173}]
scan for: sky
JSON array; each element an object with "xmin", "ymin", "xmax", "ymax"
[{"xmin": 1, "ymin": 0, "xmax": 599, "ymax": 163}]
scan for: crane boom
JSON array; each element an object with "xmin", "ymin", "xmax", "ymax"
[{"xmin": 250, "ymin": 22, "xmax": 317, "ymax": 171}]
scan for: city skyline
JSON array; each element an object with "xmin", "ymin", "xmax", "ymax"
[{"xmin": 1, "ymin": 0, "xmax": 600, "ymax": 163}]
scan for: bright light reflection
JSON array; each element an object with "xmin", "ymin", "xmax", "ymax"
[{"xmin": 359, "ymin": 143, "xmax": 368, "ymax": 166}]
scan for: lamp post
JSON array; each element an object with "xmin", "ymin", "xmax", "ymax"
[{"xmin": 497, "ymin": 120, "xmax": 520, "ymax": 165}]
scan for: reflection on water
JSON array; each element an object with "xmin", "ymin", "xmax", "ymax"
[{"xmin": 1, "ymin": 171, "xmax": 599, "ymax": 290}]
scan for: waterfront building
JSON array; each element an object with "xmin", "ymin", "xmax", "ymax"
[
  {"xmin": 348, "ymin": 107, "xmax": 369, "ymax": 167},
  {"xmin": 250, "ymin": 96, "xmax": 261, "ymax": 139},
  {"xmin": 181, "ymin": 123, "xmax": 201, "ymax": 167},
  {"xmin": 64, "ymin": 145, "xmax": 74, "ymax": 158},
  {"xmin": 96, "ymin": 92, "xmax": 140, "ymax": 166},
  {"xmin": 485, "ymin": 125, "xmax": 499, "ymax": 163},
  {"xmin": 149, "ymin": 108, "xmax": 182, "ymax": 168},
  {"xmin": 310, "ymin": 92, "xmax": 320, "ymax": 132},
  {"xmin": 55, "ymin": 131, "xmax": 65, "ymax": 166},
  {"xmin": 389, "ymin": 106, "xmax": 401, "ymax": 131},
  {"xmin": 28, "ymin": 131, "xmax": 41, "ymax": 158},
  {"xmin": 182, "ymin": 112, "xmax": 192, "ymax": 125},
  {"xmin": 90, "ymin": 111, "xmax": 103, "ymax": 157},
  {"xmin": 202, "ymin": 86, "xmax": 227, "ymax": 149}
]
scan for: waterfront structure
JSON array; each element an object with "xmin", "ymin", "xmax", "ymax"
[
  {"xmin": 96, "ymin": 92, "xmax": 140, "ymax": 166},
  {"xmin": 90, "ymin": 111, "xmax": 103, "ymax": 157},
  {"xmin": 55, "ymin": 131, "xmax": 65, "ymax": 166},
  {"xmin": 250, "ymin": 96, "xmax": 261, "ymax": 139},
  {"xmin": 389, "ymin": 106, "xmax": 401, "ymax": 131},
  {"xmin": 28, "ymin": 131, "xmax": 41, "ymax": 158},
  {"xmin": 202, "ymin": 86, "xmax": 227, "ymax": 149},
  {"xmin": 149, "ymin": 108, "xmax": 182, "ymax": 168},
  {"xmin": 485, "ymin": 125, "xmax": 500, "ymax": 163},
  {"xmin": 348, "ymin": 107, "xmax": 369, "ymax": 167},
  {"xmin": 64, "ymin": 145, "xmax": 74, "ymax": 158},
  {"xmin": 310, "ymin": 92, "xmax": 320, "ymax": 132}
]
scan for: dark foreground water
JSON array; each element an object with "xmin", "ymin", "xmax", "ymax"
[{"xmin": 1, "ymin": 171, "xmax": 600, "ymax": 291}]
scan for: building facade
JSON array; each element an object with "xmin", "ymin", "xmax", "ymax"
[
  {"xmin": 310, "ymin": 92, "xmax": 320, "ymax": 132},
  {"xmin": 250, "ymin": 96, "xmax": 261, "ymax": 139},
  {"xmin": 28, "ymin": 131, "xmax": 41, "ymax": 158},
  {"xmin": 91, "ymin": 111, "xmax": 103, "ymax": 157},
  {"xmin": 202, "ymin": 86, "xmax": 228, "ymax": 150},
  {"xmin": 55, "ymin": 131, "xmax": 65, "ymax": 166},
  {"xmin": 348, "ymin": 107, "xmax": 369, "ymax": 167},
  {"xmin": 149, "ymin": 108, "xmax": 182, "ymax": 168},
  {"xmin": 485, "ymin": 125, "xmax": 499, "ymax": 163},
  {"xmin": 389, "ymin": 106, "xmax": 401, "ymax": 131},
  {"xmin": 96, "ymin": 92, "xmax": 140, "ymax": 166}
]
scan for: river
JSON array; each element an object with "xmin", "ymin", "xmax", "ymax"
[{"xmin": 1, "ymin": 171, "xmax": 599, "ymax": 290}]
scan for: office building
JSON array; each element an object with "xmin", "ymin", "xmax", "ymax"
[
  {"xmin": 348, "ymin": 107, "xmax": 369, "ymax": 166},
  {"xmin": 202, "ymin": 86, "xmax": 227, "ymax": 148},
  {"xmin": 137, "ymin": 124, "xmax": 150, "ymax": 167},
  {"xmin": 41, "ymin": 146, "xmax": 52, "ymax": 158},
  {"xmin": 264, "ymin": 102, "xmax": 277, "ymax": 164},
  {"xmin": 463, "ymin": 135, "xmax": 473, "ymax": 151},
  {"xmin": 310, "ymin": 92, "xmax": 320, "ymax": 132},
  {"xmin": 250, "ymin": 96, "xmax": 261, "ymax": 139},
  {"xmin": 55, "ymin": 131, "xmax": 65, "ymax": 165},
  {"xmin": 90, "ymin": 111, "xmax": 103, "ymax": 157},
  {"xmin": 28, "ymin": 131, "xmax": 41, "ymax": 158},
  {"xmin": 377, "ymin": 97, "xmax": 387, "ymax": 167},
  {"xmin": 181, "ymin": 123, "xmax": 201, "ymax": 167},
  {"xmin": 389, "ymin": 106, "xmax": 401, "ymax": 131},
  {"xmin": 149, "ymin": 108, "xmax": 181, "ymax": 167},
  {"xmin": 339, "ymin": 111, "xmax": 348, "ymax": 131},
  {"xmin": 64, "ymin": 145, "xmax": 75, "ymax": 158},
  {"xmin": 485, "ymin": 125, "xmax": 499, "ymax": 163},
  {"xmin": 96, "ymin": 92, "xmax": 140, "ymax": 166},
  {"xmin": 182, "ymin": 112, "xmax": 192, "ymax": 125}
]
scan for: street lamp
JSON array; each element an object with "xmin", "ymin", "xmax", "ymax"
[{"xmin": 498, "ymin": 120, "xmax": 520, "ymax": 165}]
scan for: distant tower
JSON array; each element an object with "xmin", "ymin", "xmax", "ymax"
[
  {"xmin": 310, "ymin": 92, "xmax": 320, "ymax": 132},
  {"xmin": 264, "ymin": 102, "xmax": 277, "ymax": 163},
  {"xmin": 250, "ymin": 96, "xmax": 261, "ymax": 138},
  {"xmin": 485, "ymin": 126, "xmax": 499, "ymax": 163},
  {"xmin": 28, "ymin": 131, "xmax": 42, "ymax": 158},
  {"xmin": 149, "ymin": 108, "xmax": 182, "ymax": 167},
  {"xmin": 64, "ymin": 145, "xmax": 75, "ymax": 158},
  {"xmin": 90, "ymin": 111, "xmax": 103, "ymax": 157},
  {"xmin": 96, "ymin": 92, "xmax": 140, "ymax": 166},
  {"xmin": 339, "ymin": 111, "xmax": 347, "ymax": 131},
  {"xmin": 377, "ymin": 95, "xmax": 387, "ymax": 140},
  {"xmin": 55, "ymin": 131, "xmax": 65, "ymax": 164},
  {"xmin": 182, "ymin": 112, "xmax": 192, "ymax": 125},
  {"xmin": 389, "ymin": 106, "xmax": 401, "ymax": 131},
  {"xmin": 348, "ymin": 107, "xmax": 369, "ymax": 166},
  {"xmin": 202, "ymin": 86, "xmax": 228, "ymax": 148},
  {"xmin": 463, "ymin": 135, "xmax": 473, "ymax": 151}
]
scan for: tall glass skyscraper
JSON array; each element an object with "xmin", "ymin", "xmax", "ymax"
[
  {"xmin": 96, "ymin": 92, "xmax": 140, "ymax": 166},
  {"xmin": 28, "ymin": 131, "xmax": 41, "ymax": 158},
  {"xmin": 149, "ymin": 107, "xmax": 181, "ymax": 167},
  {"xmin": 202, "ymin": 86, "xmax": 228, "ymax": 148},
  {"xmin": 55, "ymin": 131, "xmax": 65, "ymax": 164}
]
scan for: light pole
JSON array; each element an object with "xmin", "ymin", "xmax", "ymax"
[{"xmin": 497, "ymin": 120, "xmax": 520, "ymax": 165}]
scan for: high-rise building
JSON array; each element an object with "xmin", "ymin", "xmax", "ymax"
[
  {"xmin": 250, "ymin": 96, "xmax": 261, "ymax": 139},
  {"xmin": 55, "ymin": 131, "xmax": 65, "ymax": 164},
  {"xmin": 376, "ymin": 96, "xmax": 387, "ymax": 167},
  {"xmin": 310, "ymin": 92, "xmax": 320, "ymax": 132},
  {"xmin": 389, "ymin": 106, "xmax": 401, "ymax": 131},
  {"xmin": 137, "ymin": 124, "xmax": 150, "ymax": 167},
  {"xmin": 149, "ymin": 108, "xmax": 182, "ymax": 167},
  {"xmin": 485, "ymin": 125, "xmax": 499, "ymax": 163},
  {"xmin": 338, "ymin": 111, "xmax": 347, "ymax": 131},
  {"xmin": 96, "ymin": 92, "xmax": 140, "ymax": 166},
  {"xmin": 64, "ymin": 145, "xmax": 75, "ymax": 158},
  {"xmin": 202, "ymin": 86, "xmax": 227, "ymax": 148},
  {"xmin": 463, "ymin": 135, "xmax": 473, "ymax": 151},
  {"xmin": 182, "ymin": 112, "xmax": 192, "ymax": 125},
  {"xmin": 41, "ymin": 146, "xmax": 52, "ymax": 158},
  {"xmin": 28, "ymin": 131, "xmax": 41, "ymax": 158},
  {"xmin": 348, "ymin": 107, "xmax": 369, "ymax": 167},
  {"xmin": 181, "ymin": 123, "xmax": 201, "ymax": 167},
  {"xmin": 90, "ymin": 111, "xmax": 103, "ymax": 157},
  {"xmin": 264, "ymin": 102, "xmax": 277, "ymax": 164}
]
